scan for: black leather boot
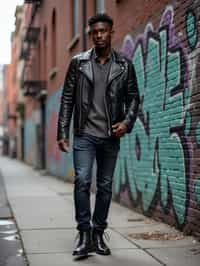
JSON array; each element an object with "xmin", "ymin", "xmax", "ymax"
[
  {"xmin": 92, "ymin": 230, "xmax": 111, "ymax": 255},
  {"xmin": 73, "ymin": 230, "xmax": 94, "ymax": 256}
]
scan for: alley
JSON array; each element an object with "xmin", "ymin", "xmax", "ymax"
[
  {"xmin": 0, "ymin": 0, "xmax": 200, "ymax": 265},
  {"xmin": 1, "ymin": 0, "xmax": 200, "ymax": 247},
  {"xmin": 0, "ymin": 156, "xmax": 199, "ymax": 266}
]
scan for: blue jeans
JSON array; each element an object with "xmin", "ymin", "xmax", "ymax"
[{"xmin": 73, "ymin": 133, "xmax": 120, "ymax": 232}]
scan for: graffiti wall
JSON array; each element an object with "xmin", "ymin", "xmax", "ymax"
[
  {"xmin": 46, "ymin": 88, "xmax": 74, "ymax": 180},
  {"xmin": 114, "ymin": 2, "xmax": 200, "ymax": 236},
  {"xmin": 24, "ymin": 117, "xmax": 37, "ymax": 166}
]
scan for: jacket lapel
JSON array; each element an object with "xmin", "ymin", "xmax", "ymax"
[
  {"xmin": 107, "ymin": 61, "xmax": 124, "ymax": 86},
  {"xmin": 78, "ymin": 48, "xmax": 125, "ymax": 86},
  {"xmin": 79, "ymin": 61, "xmax": 94, "ymax": 84},
  {"xmin": 78, "ymin": 49, "xmax": 94, "ymax": 84}
]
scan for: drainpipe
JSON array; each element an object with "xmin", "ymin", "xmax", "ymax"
[{"xmin": 82, "ymin": 0, "xmax": 87, "ymax": 51}]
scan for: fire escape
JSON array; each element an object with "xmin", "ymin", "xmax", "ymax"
[
  {"xmin": 19, "ymin": 0, "xmax": 47, "ymax": 169},
  {"xmin": 20, "ymin": 0, "xmax": 46, "ymax": 99}
]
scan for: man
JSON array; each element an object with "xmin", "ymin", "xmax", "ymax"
[{"xmin": 57, "ymin": 13, "xmax": 140, "ymax": 257}]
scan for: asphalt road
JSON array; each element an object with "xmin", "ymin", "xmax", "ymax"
[{"xmin": 0, "ymin": 170, "xmax": 27, "ymax": 266}]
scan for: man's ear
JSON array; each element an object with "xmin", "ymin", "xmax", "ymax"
[{"xmin": 111, "ymin": 29, "xmax": 115, "ymax": 36}]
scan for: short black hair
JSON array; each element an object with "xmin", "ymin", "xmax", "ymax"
[{"xmin": 88, "ymin": 13, "xmax": 113, "ymax": 27}]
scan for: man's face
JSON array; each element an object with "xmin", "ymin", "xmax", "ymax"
[{"xmin": 90, "ymin": 22, "xmax": 113, "ymax": 49}]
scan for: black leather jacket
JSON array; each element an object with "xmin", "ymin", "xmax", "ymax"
[{"xmin": 57, "ymin": 48, "xmax": 140, "ymax": 140}]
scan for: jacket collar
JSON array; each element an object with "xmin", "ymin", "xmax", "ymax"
[{"xmin": 78, "ymin": 48, "xmax": 125, "ymax": 85}]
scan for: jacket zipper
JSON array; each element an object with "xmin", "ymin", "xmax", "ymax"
[
  {"xmin": 104, "ymin": 85, "xmax": 112, "ymax": 136},
  {"xmin": 105, "ymin": 67, "xmax": 124, "ymax": 136},
  {"xmin": 78, "ymin": 67, "xmax": 82, "ymax": 133},
  {"xmin": 78, "ymin": 65, "xmax": 94, "ymax": 133}
]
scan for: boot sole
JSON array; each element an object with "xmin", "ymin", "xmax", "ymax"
[
  {"xmin": 73, "ymin": 247, "xmax": 96, "ymax": 256},
  {"xmin": 73, "ymin": 251, "xmax": 87, "ymax": 256},
  {"xmin": 96, "ymin": 249, "xmax": 111, "ymax": 256}
]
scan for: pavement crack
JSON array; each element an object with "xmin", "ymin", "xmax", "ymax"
[{"xmin": 111, "ymin": 227, "xmax": 166, "ymax": 265}]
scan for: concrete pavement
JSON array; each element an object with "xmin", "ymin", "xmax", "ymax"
[{"xmin": 0, "ymin": 156, "xmax": 200, "ymax": 266}]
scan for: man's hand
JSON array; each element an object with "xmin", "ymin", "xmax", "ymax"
[
  {"xmin": 112, "ymin": 122, "xmax": 128, "ymax": 137},
  {"xmin": 57, "ymin": 139, "xmax": 70, "ymax": 152}
]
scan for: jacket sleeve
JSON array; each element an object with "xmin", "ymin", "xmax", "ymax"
[
  {"xmin": 57, "ymin": 58, "xmax": 77, "ymax": 141},
  {"xmin": 123, "ymin": 61, "xmax": 140, "ymax": 133}
]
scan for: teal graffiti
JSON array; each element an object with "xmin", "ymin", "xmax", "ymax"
[
  {"xmin": 115, "ymin": 7, "xmax": 190, "ymax": 225},
  {"xmin": 196, "ymin": 122, "xmax": 200, "ymax": 144},
  {"xmin": 186, "ymin": 10, "xmax": 198, "ymax": 50},
  {"xmin": 194, "ymin": 179, "xmax": 200, "ymax": 204},
  {"xmin": 46, "ymin": 88, "xmax": 74, "ymax": 180}
]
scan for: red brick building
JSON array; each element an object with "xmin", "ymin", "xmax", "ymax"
[
  {"xmin": 8, "ymin": 0, "xmax": 200, "ymax": 237},
  {"xmin": 4, "ymin": 57, "xmax": 17, "ymax": 157},
  {"xmin": 0, "ymin": 66, "xmax": 4, "ymax": 127},
  {"xmin": 2, "ymin": 6, "xmax": 24, "ymax": 157},
  {"xmin": 0, "ymin": 66, "xmax": 4, "ymax": 153}
]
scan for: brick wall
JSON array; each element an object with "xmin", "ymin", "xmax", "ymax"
[{"xmin": 107, "ymin": 0, "xmax": 200, "ymax": 238}]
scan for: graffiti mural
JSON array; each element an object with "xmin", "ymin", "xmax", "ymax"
[
  {"xmin": 115, "ymin": 5, "xmax": 200, "ymax": 230},
  {"xmin": 46, "ymin": 88, "xmax": 74, "ymax": 180}
]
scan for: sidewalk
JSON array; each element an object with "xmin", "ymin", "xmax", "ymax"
[{"xmin": 0, "ymin": 156, "xmax": 199, "ymax": 266}]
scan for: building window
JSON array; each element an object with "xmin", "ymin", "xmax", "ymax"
[
  {"xmin": 94, "ymin": 0, "xmax": 105, "ymax": 14},
  {"xmin": 51, "ymin": 9, "xmax": 57, "ymax": 67},
  {"xmin": 72, "ymin": 0, "xmax": 79, "ymax": 37}
]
